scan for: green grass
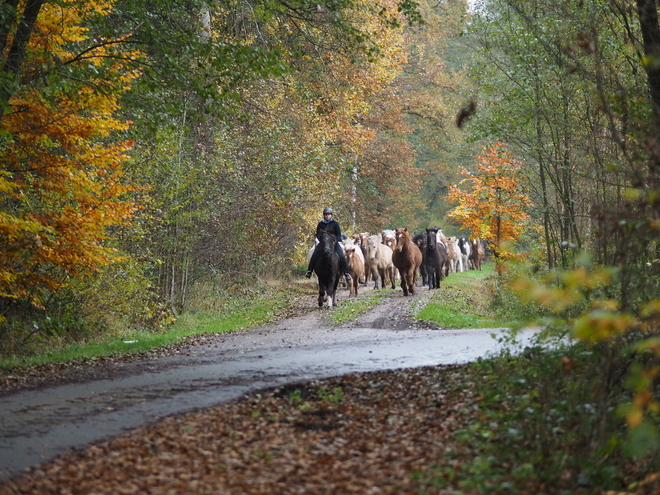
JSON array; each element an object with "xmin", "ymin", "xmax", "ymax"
[
  {"xmin": 414, "ymin": 263, "xmax": 525, "ymax": 329},
  {"xmin": 0, "ymin": 289, "xmax": 290, "ymax": 370}
]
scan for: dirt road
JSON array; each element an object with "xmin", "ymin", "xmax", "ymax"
[{"xmin": 0, "ymin": 285, "xmax": 536, "ymax": 481}]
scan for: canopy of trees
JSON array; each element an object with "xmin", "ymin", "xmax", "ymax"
[{"xmin": 0, "ymin": 1, "xmax": 140, "ymax": 307}]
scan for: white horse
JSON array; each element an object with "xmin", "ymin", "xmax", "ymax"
[
  {"xmin": 381, "ymin": 229, "xmax": 396, "ymax": 250},
  {"xmin": 449, "ymin": 237, "xmax": 463, "ymax": 272},
  {"xmin": 366, "ymin": 234, "xmax": 396, "ymax": 289},
  {"xmin": 458, "ymin": 236, "xmax": 471, "ymax": 270}
]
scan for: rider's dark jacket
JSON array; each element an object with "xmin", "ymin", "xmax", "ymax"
[{"xmin": 316, "ymin": 219, "xmax": 342, "ymax": 242}]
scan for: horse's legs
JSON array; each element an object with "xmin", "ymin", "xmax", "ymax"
[
  {"xmin": 330, "ymin": 272, "xmax": 341, "ymax": 307},
  {"xmin": 318, "ymin": 282, "xmax": 325, "ymax": 307},
  {"xmin": 399, "ymin": 270, "xmax": 408, "ymax": 296}
]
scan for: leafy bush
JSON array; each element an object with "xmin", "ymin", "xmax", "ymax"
[{"xmin": 0, "ymin": 256, "xmax": 174, "ymax": 358}]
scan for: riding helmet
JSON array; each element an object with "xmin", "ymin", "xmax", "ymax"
[{"xmin": 323, "ymin": 207, "xmax": 333, "ymax": 215}]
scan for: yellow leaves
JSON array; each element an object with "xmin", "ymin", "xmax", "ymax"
[
  {"xmin": 620, "ymin": 365, "xmax": 660, "ymax": 431},
  {"xmin": 640, "ymin": 299, "xmax": 660, "ymax": 319},
  {"xmin": 637, "ymin": 336, "xmax": 660, "ymax": 354},
  {"xmin": 511, "ymin": 276, "xmax": 582, "ymax": 312},
  {"xmin": 562, "ymin": 265, "xmax": 613, "ymax": 291},
  {"xmin": 0, "ymin": 0, "xmax": 140, "ymax": 306},
  {"xmin": 573, "ymin": 310, "xmax": 637, "ymax": 344}
]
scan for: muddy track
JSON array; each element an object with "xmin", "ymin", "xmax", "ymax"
[
  {"xmin": 0, "ymin": 281, "xmax": 539, "ymax": 481},
  {"xmin": 0, "ymin": 283, "xmax": 436, "ymax": 395}
]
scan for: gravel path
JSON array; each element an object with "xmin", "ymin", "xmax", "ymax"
[{"xmin": 0, "ymin": 284, "xmax": 535, "ymax": 491}]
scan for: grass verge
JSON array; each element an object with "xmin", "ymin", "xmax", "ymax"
[
  {"xmin": 414, "ymin": 263, "xmax": 523, "ymax": 328},
  {"xmin": 0, "ymin": 287, "xmax": 292, "ymax": 370}
]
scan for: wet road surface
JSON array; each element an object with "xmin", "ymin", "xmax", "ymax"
[{"xmin": 0, "ymin": 301, "xmax": 539, "ymax": 481}]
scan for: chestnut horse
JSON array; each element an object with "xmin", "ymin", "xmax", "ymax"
[
  {"xmin": 358, "ymin": 232, "xmax": 372, "ymax": 286},
  {"xmin": 392, "ymin": 228, "xmax": 423, "ymax": 296},
  {"xmin": 413, "ymin": 232, "xmax": 429, "ymax": 287},
  {"xmin": 470, "ymin": 238, "xmax": 486, "ymax": 271},
  {"xmin": 344, "ymin": 244, "xmax": 364, "ymax": 297}
]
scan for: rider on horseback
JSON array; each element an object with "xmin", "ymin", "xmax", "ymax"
[{"xmin": 305, "ymin": 208, "xmax": 352, "ymax": 282}]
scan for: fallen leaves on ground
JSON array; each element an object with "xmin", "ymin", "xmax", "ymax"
[{"xmin": 1, "ymin": 365, "xmax": 480, "ymax": 495}]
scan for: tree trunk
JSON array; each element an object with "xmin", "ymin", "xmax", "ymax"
[
  {"xmin": 0, "ymin": 0, "xmax": 44, "ymax": 117},
  {"xmin": 637, "ymin": 0, "xmax": 660, "ymax": 132}
]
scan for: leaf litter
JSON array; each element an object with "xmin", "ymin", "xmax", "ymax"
[{"xmin": 2, "ymin": 365, "xmax": 478, "ymax": 494}]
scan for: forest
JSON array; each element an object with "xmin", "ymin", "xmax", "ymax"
[{"xmin": 1, "ymin": 0, "xmax": 659, "ymax": 484}]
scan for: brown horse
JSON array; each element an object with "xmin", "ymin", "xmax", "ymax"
[
  {"xmin": 358, "ymin": 232, "xmax": 371, "ymax": 286},
  {"xmin": 344, "ymin": 244, "xmax": 364, "ymax": 296},
  {"xmin": 470, "ymin": 238, "xmax": 486, "ymax": 271},
  {"xmin": 392, "ymin": 228, "xmax": 423, "ymax": 296}
]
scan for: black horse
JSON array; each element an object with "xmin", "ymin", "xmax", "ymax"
[
  {"xmin": 412, "ymin": 232, "xmax": 429, "ymax": 287},
  {"xmin": 313, "ymin": 230, "xmax": 341, "ymax": 308},
  {"xmin": 424, "ymin": 227, "xmax": 448, "ymax": 289}
]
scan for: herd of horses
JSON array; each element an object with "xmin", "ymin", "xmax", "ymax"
[{"xmin": 309, "ymin": 227, "xmax": 486, "ymax": 308}]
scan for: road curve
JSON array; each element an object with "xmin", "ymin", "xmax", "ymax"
[{"xmin": 0, "ymin": 296, "xmax": 538, "ymax": 481}]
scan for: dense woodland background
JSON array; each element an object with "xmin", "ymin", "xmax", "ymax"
[
  {"xmin": 1, "ymin": 0, "xmax": 660, "ymax": 487},
  {"xmin": 0, "ymin": 0, "xmax": 659, "ymax": 362}
]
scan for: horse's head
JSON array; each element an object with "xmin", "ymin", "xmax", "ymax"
[
  {"xmin": 345, "ymin": 245, "xmax": 356, "ymax": 265},
  {"xmin": 413, "ymin": 232, "xmax": 427, "ymax": 249},
  {"xmin": 367, "ymin": 235, "xmax": 380, "ymax": 260},
  {"xmin": 394, "ymin": 228, "xmax": 409, "ymax": 253},
  {"xmin": 426, "ymin": 227, "xmax": 438, "ymax": 251},
  {"xmin": 360, "ymin": 232, "xmax": 370, "ymax": 249},
  {"xmin": 319, "ymin": 231, "xmax": 336, "ymax": 257}
]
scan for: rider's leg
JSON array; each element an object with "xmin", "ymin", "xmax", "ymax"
[
  {"xmin": 305, "ymin": 244, "xmax": 321, "ymax": 278},
  {"xmin": 335, "ymin": 244, "xmax": 351, "ymax": 281}
]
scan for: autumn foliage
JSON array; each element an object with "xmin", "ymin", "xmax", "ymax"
[
  {"xmin": 447, "ymin": 143, "xmax": 533, "ymax": 271},
  {"xmin": 0, "ymin": 1, "xmax": 141, "ymax": 309}
]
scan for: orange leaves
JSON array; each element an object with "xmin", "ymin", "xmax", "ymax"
[
  {"xmin": 447, "ymin": 143, "xmax": 533, "ymax": 264},
  {"xmin": 0, "ymin": 0, "xmax": 141, "ymax": 307}
]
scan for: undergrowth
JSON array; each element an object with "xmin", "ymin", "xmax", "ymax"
[
  {"xmin": 0, "ymin": 282, "xmax": 294, "ymax": 369},
  {"xmin": 415, "ymin": 262, "xmax": 547, "ymax": 328},
  {"xmin": 415, "ymin": 335, "xmax": 660, "ymax": 494}
]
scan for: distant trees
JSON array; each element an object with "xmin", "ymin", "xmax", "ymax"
[
  {"xmin": 1, "ymin": 0, "xmax": 435, "ymax": 328},
  {"xmin": 466, "ymin": 0, "xmax": 660, "ymax": 463},
  {"xmin": 466, "ymin": 0, "xmax": 660, "ymax": 298},
  {"xmin": 114, "ymin": 0, "xmax": 427, "ymax": 309}
]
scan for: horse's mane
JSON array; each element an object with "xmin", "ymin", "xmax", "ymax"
[
  {"xmin": 319, "ymin": 230, "xmax": 337, "ymax": 241},
  {"xmin": 412, "ymin": 232, "xmax": 427, "ymax": 246}
]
